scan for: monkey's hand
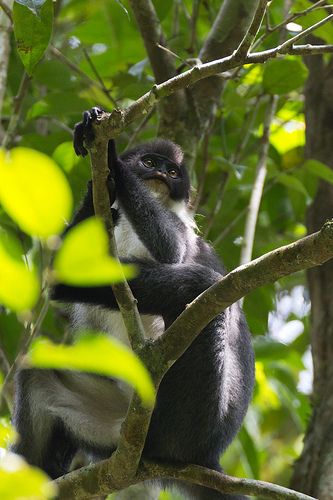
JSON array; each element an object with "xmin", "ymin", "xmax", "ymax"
[{"xmin": 73, "ymin": 106, "xmax": 104, "ymax": 157}]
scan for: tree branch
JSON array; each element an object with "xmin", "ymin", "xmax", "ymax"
[
  {"xmin": 55, "ymin": 459, "xmax": 317, "ymax": 500},
  {"xmin": 199, "ymin": 0, "xmax": 260, "ymax": 63},
  {"xmin": 88, "ymin": 130, "xmax": 146, "ymax": 352},
  {"xmin": 128, "ymin": 0, "xmax": 175, "ymax": 84},
  {"xmin": 156, "ymin": 220, "xmax": 333, "ymax": 365},
  {"xmin": 240, "ymin": 95, "xmax": 278, "ymax": 265},
  {"xmin": 234, "ymin": 0, "xmax": 270, "ymax": 59},
  {"xmin": 90, "ymin": 41, "xmax": 333, "ymax": 141}
]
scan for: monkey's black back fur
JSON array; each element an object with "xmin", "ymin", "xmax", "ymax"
[{"xmin": 12, "ymin": 110, "xmax": 254, "ymax": 500}]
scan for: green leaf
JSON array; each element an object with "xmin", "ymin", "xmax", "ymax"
[
  {"xmin": 254, "ymin": 337, "xmax": 289, "ymax": 360},
  {"xmin": 238, "ymin": 426, "xmax": 260, "ymax": 479},
  {"xmin": 0, "ymin": 453, "xmax": 56, "ymax": 499},
  {"xmin": 14, "ymin": 0, "xmax": 47, "ymax": 16},
  {"xmin": 304, "ymin": 159, "xmax": 333, "ymax": 185},
  {"xmin": 0, "ymin": 230, "xmax": 39, "ymax": 312},
  {"xmin": 276, "ymin": 173, "xmax": 308, "ymax": 197},
  {"xmin": 28, "ymin": 334, "xmax": 155, "ymax": 406},
  {"xmin": 0, "ymin": 148, "xmax": 72, "ymax": 238},
  {"xmin": 53, "ymin": 142, "xmax": 80, "ymax": 173},
  {"xmin": 263, "ymin": 58, "xmax": 308, "ymax": 95},
  {"xmin": 13, "ymin": 0, "xmax": 53, "ymax": 75},
  {"xmin": 53, "ymin": 217, "xmax": 136, "ymax": 285}
]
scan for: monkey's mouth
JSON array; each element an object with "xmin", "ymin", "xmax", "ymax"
[
  {"xmin": 143, "ymin": 172, "xmax": 170, "ymax": 189},
  {"xmin": 144, "ymin": 175, "xmax": 170, "ymax": 198}
]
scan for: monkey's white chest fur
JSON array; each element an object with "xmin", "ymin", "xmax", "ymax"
[{"xmin": 72, "ymin": 207, "xmax": 165, "ymax": 346}]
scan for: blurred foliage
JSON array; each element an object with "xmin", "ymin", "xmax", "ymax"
[{"xmin": 1, "ymin": 0, "xmax": 333, "ymax": 498}]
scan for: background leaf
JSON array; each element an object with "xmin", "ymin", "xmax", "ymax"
[{"xmin": 13, "ymin": 0, "xmax": 53, "ymax": 75}]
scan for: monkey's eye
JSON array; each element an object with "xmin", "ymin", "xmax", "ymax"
[
  {"xmin": 142, "ymin": 157, "xmax": 154, "ymax": 168},
  {"xmin": 168, "ymin": 169, "xmax": 179, "ymax": 178}
]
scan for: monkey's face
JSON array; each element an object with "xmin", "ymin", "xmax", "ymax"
[
  {"xmin": 120, "ymin": 139, "xmax": 190, "ymax": 203},
  {"xmin": 135, "ymin": 153, "xmax": 189, "ymax": 202}
]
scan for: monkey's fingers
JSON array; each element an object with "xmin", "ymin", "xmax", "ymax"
[{"xmin": 73, "ymin": 107, "xmax": 105, "ymax": 157}]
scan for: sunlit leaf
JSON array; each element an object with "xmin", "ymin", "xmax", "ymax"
[
  {"xmin": 0, "ymin": 453, "xmax": 55, "ymax": 499},
  {"xmin": 28, "ymin": 334, "xmax": 155, "ymax": 406},
  {"xmin": 0, "ymin": 419, "xmax": 17, "ymax": 448},
  {"xmin": 263, "ymin": 58, "xmax": 308, "ymax": 95},
  {"xmin": 255, "ymin": 362, "xmax": 280, "ymax": 409},
  {"xmin": 270, "ymin": 124, "xmax": 305, "ymax": 154},
  {"xmin": 13, "ymin": 0, "xmax": 53, "ymax": 75},
  {"xmin": 0, "ymin": 230, "xmax": 39, "ymax": 311},
  {"xmin": 53, "ymin": 217, "xmax": 135, "ymax": 285},
  {"xmin": 0, "ymin": 148, "xmax": 72, "ymax": 238}
]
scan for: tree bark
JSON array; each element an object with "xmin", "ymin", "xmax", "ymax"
[{"xmin": 291, "ymin": 52, "xmax": 333, "ymax": 498}]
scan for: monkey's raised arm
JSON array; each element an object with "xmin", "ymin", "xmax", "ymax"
[
  {"xmin": 73, "ymin": 108, "xmax": 192, "ymax": 264},
  {"xmin": 53, "ymin": 261, "xmax": 220, "ymax": 323},
  {"xmin": 108, "ymin": 141, "xmax": 191, "ymax": 263}
]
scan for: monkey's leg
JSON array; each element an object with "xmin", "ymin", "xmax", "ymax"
[{"xmin": 12, "ymin": 369, "xmax": 78, "ymax": 479}]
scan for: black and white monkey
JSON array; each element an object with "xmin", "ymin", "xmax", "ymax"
[{"xmin": 12, "ymin": 108, "xmax": 255, "ymax": 500}]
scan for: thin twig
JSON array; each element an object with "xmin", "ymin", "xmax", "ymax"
[
  {"xmin": 2, "ymin": 72, "xmax": 31, "ymax": 148},
  {"xmin": 240, "ymin": 95, "xmax": 278, "ymax": 265},
  {"xmin": 0, "ymin": 290, "xmax": 50, "ymax": 410},
  {"xmin": 253, "ymin": 0, "xmax": 332, "ymax": 49},
  {"xmin": 193, "ymin": 127, "xmax": 211, "ymax": 212},
  {"xmin": 81, "ymin": 47, "xmax": 118, "ymax": 107},
  {"xmin": 126, "ymin": 106, "xmax": 156, "ymax": 149},
  {"xmin": 188, "ymin": 0, "xmax": 200, "ymax": 55},
  {"xmin": 278, "ymin": 14, "xmax": 333, "ymax": 53},
  {"xmin": 49, "ymin": 46, "xmax": 117, "ymax": 107},
  {"xmin": 234, "ymin": 0, "xmax": 270, "ymax": 58}
]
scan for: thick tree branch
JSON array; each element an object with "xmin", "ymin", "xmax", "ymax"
[
  {"xmin": 199, "ymin": 0, "xmax": 259, "ymax": 63},
  {"xmin": 55, "ymin": 459, "xmax": 316, "ymax": 500},
  {"xmin": 128, "ymin": 0, "xmax": 175, "ymax": 84},
  {"xmin": 88, "ymin": 132, "xmax": 146, "ymax": 351},
  {"xmin": 156, "ymin": 220, "xmax": 333, "ymax": 365},
  {"xmin": 90, "ymin": 41, "xmax": 333, "ymax": 141}
]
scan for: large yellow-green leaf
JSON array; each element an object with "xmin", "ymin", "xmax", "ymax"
[
  {"xmin": 53, "ymin": 217, "xmax": 136, "ymax": 285},
  {"xmin": 0, "ymin": 230, "xmax": 39, "ymax": 311},
  {"xmin": 28, "ymin": 334, "xmax": 155, "ymax": 406},
  {"xmin": 13, "ymin": 0, "xmax": 53, "ymax": 75},
  {"xmin": 0, "ymin": 453, "xmax": 56, "ymax": 499},
  {"xmin": 0, "ymin": 148, "xmax": 72, "ymax": 238}
]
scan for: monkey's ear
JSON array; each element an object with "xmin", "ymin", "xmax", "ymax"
[{"xmin": 107, "ymin": 139, "xmax": 118, "ymax": 171}]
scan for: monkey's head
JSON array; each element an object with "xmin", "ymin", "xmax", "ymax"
[{"xmin": 120, "ymin": 139, "xmax": 190, "ymax": 203}]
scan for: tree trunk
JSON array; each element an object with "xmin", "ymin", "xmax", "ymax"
[{"xmin": 291, "ymin": 53, "xmax": 333, "ymax": 498}]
